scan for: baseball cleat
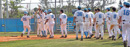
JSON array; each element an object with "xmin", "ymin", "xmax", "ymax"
[
  {"xmin": 76, "ymin": 37, "xmax": 78, "ymax": 40},
  {"xmin": 96, "ymin": 37, "xmax": 99, "ymax": 40},
  {"xmin": 21, "ymin": 33, "xmax": 23, "ymax": 37},
  {"xmin": 123, "ymin": 41, "xmax": 127, "ymax": 47},
  {"xmin": 99, "ymin": 35, "xmax": 101, "ymax": 38},
  {"xmin": 112, "ymin": 35, "xmax": 115, "ymax": 40},
  {"xmin": 90, "ymin": 34, "xmax": 94, "ymax": 38},
  {"xmin": 108, "ymin": 36, "xmax": 112, "ymax": 39},
  {"xmin": 49, "ymin": 36, "xmax": 54, "ymax": 38},
  {"xmin": 118, "ymin": 34, "xmax": 122, "ymax": 39},
  {"xmin": 101, "ymin": 37, "xmax": 103, "ymax": 40},
  {"xmin": 65, "ymin": 35, "xmax": 67, "ymax": 38},
  {"xmin": 60, "ymin": 36, "xmax": 64, "ymax": 38},
  {"xmin": 85, "ymin": 37, "xmax": 88, "ymax": 39},
  {"xmin": 81, "ymin": 38, "xmax": 83, "ymax": 41},
  {"xmin": 27, "ymin": 36, "xmax": 30, "ymax": 38},
  {"xmin": 113, "ymin": 39, "xmax": 116, "ymax": 41}
]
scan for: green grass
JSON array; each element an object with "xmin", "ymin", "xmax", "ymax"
[{"xmin": 0, "ymin": 33, "xmax": 123, "ymax": 47}]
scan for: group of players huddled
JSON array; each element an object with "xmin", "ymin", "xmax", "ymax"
[{"xmin": 21, "ymin": 2, "xmax": 130, "ymax": 47}]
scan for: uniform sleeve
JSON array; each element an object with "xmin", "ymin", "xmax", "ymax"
[
  {"xmin": 28, "ymin": 16, "xmax": 32, "ymax": 19},
  {"xmin": 59, "ymin": 14, "xmax": 62, "ymax": 19},
  {"xmin": 120, "ymin": 9, "xmax": 124, "ymax": 17},
  {"xmin": 74, "ymin": 11, "xmax": 77, "ymax": 17},
  {"xmin": 117, "ymin": 13, "xmax": 119, "ymax": 19},
  {"xmin": 53, "ymin": 14, "xmax": 55, "ymax": 18},
  {"xmin": 82, "ymin": 12, "xmax": 85, "ymax": 17},
  {"xmin": 102, "ymin": 13, "xmax": 105, "ymax": 19},
  {"xmin": 21, "ymin": 17, "xmax": 23, "ymax": 21}
]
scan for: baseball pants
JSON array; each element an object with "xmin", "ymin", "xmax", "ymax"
[
  {"xmin": 22, "ymin": 25, "xmax": 31, "ymax": 36},
  {"xmin": 76, "ymin": 22, "xmax": 84, "ymax": 38}
]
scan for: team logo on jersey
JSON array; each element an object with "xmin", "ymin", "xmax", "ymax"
[
  {"xmin": 63, "ymin": 15, "xmax": 66, "ymax": 19},
  {"xmin": 51, "ymin": 15, "xmax": 54, "ymax": 18},
  {"xmin": 77, "ymin": 12, "xmax": 83, "ymax": 16},
  {"xmin": 124, "ymin": 10, "xmax": 130, "ymax": 16},
  {"xmin": 114, "ymin": 14, "xmax": 117, "ymax": 19},
  {"xmin": 23, "ymin": 17, "xmax": 27, "ymax": 21},
  {"xmin": 85, "ymin": 14, "xmax": 88, "ymax": 18},
  {"xmin": 99, "ymin": 14, "xmax": 102, "ymax": 18}
]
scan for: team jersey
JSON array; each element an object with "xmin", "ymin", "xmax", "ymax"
[
  {"xmin": 59, "ymin": 13, "xmax": 68, "ymax": 24},
  {"xmin": 46, "ymin": 13, "xmax": 55, "ymax": 24},
  {"xmin": 110, "ymin": 12, "xmax": 119, "ymax": 25},
  {"xmin": 74, "ymin": 10, "xmax": 85, "ymax": 22},
  {"xmin": 105, "ymin": 11, "xmax": 112, "ymax": 21},
  {"xmin": 84, "ymin": 12, "xmax": 91, "ymax": 22},
  {"xmin": 36, "ymin": 14, "xmax": 43, "ymax": 23},
  {"xmin": 120, "ymin": 8, "xmax": 130, "ymax": 21},
  {"xmin": 94, "ymin": 12, "xmax": 105, "ymax": 24},
  {"xmin": 88, "ymin": 12, "xmax": 94, "ymax": 23},
  {"xmin": 118, "ymin": 10, "xmax": 122, "ymax": 16},
  {"xmin": 21, "ymin": 15, "xmax": 31, "ymax": 26}
]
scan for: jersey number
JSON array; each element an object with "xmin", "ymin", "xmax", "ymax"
[
  {"xmin": 114, "ymin": 14, "xmax": 117, "ymax": 19},
  {"xmin": 77, "ymin": 12, "xmax": 82, "ymax": 16},
  {"xmin": 63, "ymin": 15, "xmax": 66, "ymax": 19},
  {"xmin": 85, "ymin": 14, "xmax": 88, "ymax": 18},
  {"xmin": 23, "ymin": 17, "xmax": 27, "ymax": 21},
  {"xmin": 124, "ymin": 10, "xmax": 130, "ymax": 16},
  {"xmin": 99, "ymin": 14, "xmax": 102, "ymax": 18},
  {"xmin": 51, "ymin": 15, "xmax": 54, "ymax": 18}
]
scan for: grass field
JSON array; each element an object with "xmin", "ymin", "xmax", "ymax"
[{"xmin": 0, "ymin": 32, "xmax": 123, "ymax": 47}]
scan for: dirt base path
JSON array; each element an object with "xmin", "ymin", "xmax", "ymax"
[{"xmin": 0, "ymin": 35, "xmax": 86, "ymax": 42}]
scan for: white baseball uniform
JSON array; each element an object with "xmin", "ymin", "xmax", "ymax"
[
  {"xmin": 105, "ymin": 11, "xmax": 113, "ymax": 37},
  {"xmin": 94, "ymin": 12, "xmax": 105, "ymax": 38},
  {"xmin": 44, "ymin": 14, "xmax": 49, "ymax": 35},
  {"xmin": 36, "ymin": 14, "xmax": 44, "ymax": 36},
  {"xmin": 46, "ymin": 13, "xmax": 55, "ymax": 37},
  {"xmin": 74, "ymin": 10, "xmax": 85, "ymax": 38},
  {"xmin": 117, "ymin": 10, "xmax": 122, "ymax": 35},
  {"xmin": 120, "ymin": 7, "xmax": 130, "ymax": 46},
  {"xmin": 59, "ymin": 13, "xmax": 68, "ymax": 36},
  {"xmin": 84, "ymin": 12, "xmax": 92, "ymax": 35},
  {"xmin": 110, "ymin": 12, "xmax": 120, "ymax": 39},
  {"xmin": 21, "ymin": 15, "xmax": 31, "ymax": 36},
  {"xmin": 88, "ymin": 12, "xmax": 94, "ymax": 36}
]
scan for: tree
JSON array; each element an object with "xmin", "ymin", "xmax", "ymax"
[{"xmin": 9, "ymin": 0, "xmax": 23, "ymax": 18}]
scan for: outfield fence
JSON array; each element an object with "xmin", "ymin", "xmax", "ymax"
[{"xmin": 0, "ymin": 17, "xmax": 108, "ymax": 32}]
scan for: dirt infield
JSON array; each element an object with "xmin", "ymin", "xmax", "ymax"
[{"xmin": 0, "ymin": 35, "xmax": 85, "ymax": 42}]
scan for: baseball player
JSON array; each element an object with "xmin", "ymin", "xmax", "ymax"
[
  {"xmin": 93, "ymin": 9, "xmax": 98, "ymax": 38},
  {"xmin": 21, "ymin": 11, "xmax": 34, "ymax": 38},
  {"xmin": 94, "ymin": 8, "xmax": 105, "ymax": 40},
  {"xmin": 110, "ymin": 7, "xmax": 120, "ymax": 41},
  {"xmin": 87, "ymin": 8, "xmax": 94, "ymax": 38},
  {"xmin": 44, "ymin": 10, "xmax": 49, "ymax": 36},
  {"xmin": 45, "ymin": 9, "xmax": 55, "ymax": 38},
  {"xmin": 73, "ymin": 6, "xmax": 85, "ymax": 41},
  {"xmin": 83, "ymin": 8, "xmax": 91, "ymax": 39},
  {"xmin": 105, "ymin": 8, "xmax": 113, "ymax": 38},
  {"xmin": 120, "ymin": 2, "xmax": 130, "ymax": 47},
  {"xmin": 36, "ymin": 11, "xmax": 45, "ymax": 37},
  {"xmin": 59, "ymin": 10, "xmax": 68, "ymax": 38}
]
